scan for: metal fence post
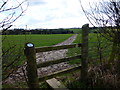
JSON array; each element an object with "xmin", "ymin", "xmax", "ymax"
[{"xmin": 24, "ymin": 43, "xmax": 39, "ymax": 88}]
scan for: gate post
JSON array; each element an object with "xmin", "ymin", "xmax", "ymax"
[
  {"xmin": 81, "ymin": 24, "xmax": 89, "ymax": 84},
  {"xmin": 24, "ymin": 43, "xmax": 39, "ymax": 88}
]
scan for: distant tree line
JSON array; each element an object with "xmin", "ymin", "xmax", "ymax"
[
  {"xmin": 1, "ymin": 26, "xmax": 116, "ymax": 35},
  {"xmin": 2, "ymin": 28, "xmax": 74, "ymax": 35},
  {"xmin": 89, "ymin": 26, "xmax": 118, "ymax": 33}
]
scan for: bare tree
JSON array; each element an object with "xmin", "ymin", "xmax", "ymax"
[
  {"xmin": 1, "ymin": 0, "xmax": 28, "ymax": 81},
  {"xmin": 80, "ymin": 0, "xmax": 120, "ymax": 64},
  {"xmin": 0, "ymin": 0, "xmax": 28, "ymax": 31},
  {"xmin": 80, "ymin": 1, "xmax": 120, "ymax": 87}
]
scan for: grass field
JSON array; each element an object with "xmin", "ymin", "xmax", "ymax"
[
  {"xmin": 65, "ymin": 33, "xmax": 114, "ymax": 89},
  {"xmin": 2, "ymin": 34, "xmax": 73, "ymax": 49},
  {"xmin": 2, "ymin": 33, "xmax": 113, "ymax": 88},
  {"xmin": 2, "ymin": 34, "xmax": 73, "ymax": 80},
  {"xmin": 2, "ymin": 34, "xmax": 73, "ymax": 61},
  {"xmin": 68, "ymin": 28, "xmax": 82, "ymax": 34},
  {"xmin": 2, "ymin": 33, "xmax": 112, "ymax": 68},
  {"xmin": 67, "ymin": 33, "xmax": 112, "ymax": 64}
]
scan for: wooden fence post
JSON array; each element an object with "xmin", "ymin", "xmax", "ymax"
[
  {"xmin": 24, "ymin": 43, "xmax": 39, "ymax": 88},
  {"xmin": 81, "ymin": 24, "xmax": 89, "ymax": 84}
]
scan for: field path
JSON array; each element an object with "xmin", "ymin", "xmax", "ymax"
[
  {"xmin": 36, "ymin": 34, "xmax": 77, "ymax": 77},
  {"xmin": 36, "ymin": 34, "xmax": 77, "ymax": 63},
  {"xmin": 3, "ymin": 34, "xmax": 78, "ymax": 84}
]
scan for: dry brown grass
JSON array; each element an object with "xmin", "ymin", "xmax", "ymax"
[{"xmin": 88, "ymin": 61, "xmax": 120, "ymax": 89}]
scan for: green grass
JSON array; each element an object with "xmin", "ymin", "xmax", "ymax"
[
  {"xmin": 2, "ymin": 34, "xmax": 73, "ymax": 48},
  {"xmin": 2, "ymin": 34, "xmax": 74, "ymax": 56},
  {"xmin": 88, "ymin": 33, "xmax": 112, "ymax": 64},
  {"xmin": 66, "ymin": 33, "xmax": 112, "ymax": 89},
  {"xmin": 68, "ymin": 28, "xmax": 82, "ymax": 34},
  {"xmin": 67, "ymin": 34, "xmax": 81, "ymax": 64},
  {"xmin": 67, "ymin": 33, "xmax": 112, "ymax": 65},
  {"xmin": 2, "ymin": 33, "xmax": 113, "ymax": 88},
  {"xmin": 2, "ymin": 34, "xmax": 73, "ymax": 80}
]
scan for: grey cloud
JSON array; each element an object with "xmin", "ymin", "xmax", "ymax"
[
  {"xmin": 27, "ymin": 18, "xmax": 42, "ymax": 24},
  {"xmin": 27, "ymin": 16, "xmax": 53, "ymax": 25},
  {"xmin": 29, "ymin": 0, "xmax": 47, "ymax": 6}
]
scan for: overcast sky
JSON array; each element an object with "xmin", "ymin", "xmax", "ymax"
[{"xmin": 1, "ymin": 0, "xmax": 107, "ymax": 29}]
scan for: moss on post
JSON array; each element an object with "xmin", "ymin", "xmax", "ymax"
[{"xmin": 24, "ymin": 43, "xmax": 39, "ymax": 88}]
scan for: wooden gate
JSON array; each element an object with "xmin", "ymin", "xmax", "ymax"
[{"xmin": 24, "ymin": 24, "xmax": 89, "ymax": 89}]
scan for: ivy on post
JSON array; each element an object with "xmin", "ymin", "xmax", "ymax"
[
  {"xmin": 81, "ymin": 24, "xmax": 89, "ymax": 84},
  {"xmin": 24, "ymin": 43, "xmax": 39, "ymax": 89}
]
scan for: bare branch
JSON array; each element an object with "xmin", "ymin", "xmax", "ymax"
[
  {"xmin": 0, "ymin": 0, "xmax": 28, "ymax": 30},
  {"xmin": 80, "ymin": 0, "xmax": 120, "ymax": 43},
  {"xmin": 0, "ymin": 0, "xmax": 27, "ymax": 13},
  {"xmin": 1, "ymin": 0, "xmax": 28, "ymax": 81}
]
